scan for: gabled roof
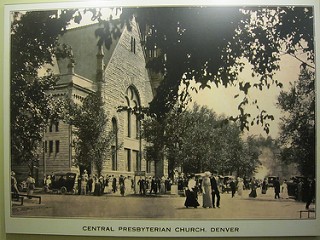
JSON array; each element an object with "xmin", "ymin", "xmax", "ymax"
[{"xmin": 57, "ymin": 20, "xmax": 123, "ymax": 82}]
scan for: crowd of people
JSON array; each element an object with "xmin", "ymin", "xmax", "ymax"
[
  {"xmin": 248, "ymin": 175, "xmax": 315, "ymax": 209},
  {"xmin": 11, "ymin": 171, "xmax": 35, "ymax": 198},
  {"xmin": 137, "ymin": 176, "xmax": 172, "ymax": 195},
  {"xmin": 71, "ymin": 171, "xmax": 173, "ymax": 197},
  {"xmin": 40, "ymin": 170, "xmax": 174, "ymax": 197},
  {"xmin": 184, "ymin": 171, "xmax": 221, "ymax": 209},
  {"xmin": 11, "ymin": 169, "xmax": 316, "ymax": 210},
  {"xmin": 182, "ymin": 172, "xmax": 316, "ymax": 211},
  {"xmin": 74, "ymin": 171, "xmax": 135, "ymax": 196}
]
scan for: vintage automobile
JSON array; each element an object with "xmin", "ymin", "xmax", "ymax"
[
  {"xmin": 267, "ymin": 176, "xmax": 278, "ymax": 187},
  {"xmin": 48, "ymin": 172, "xmax": 77, "ymax": 194},
  {"xmin": 286, "ymin": 176, "xmax": 307, "ymax": 200},
  {"xmin": 221, "ymin": 176, "xmax": 236, "ymax": 193}
]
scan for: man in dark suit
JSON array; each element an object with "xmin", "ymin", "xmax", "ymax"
[
  {"xmin": 112, "ymin": 175, "xmax": 117, "ymax": 193},
  {"xmin": 210, "ymin": 172, "xmax": 220, "ymax": 208},
  {"xmin": 138, "ymin": 176, "xmax": 146, "ymax": 195},
  {"xmin": 305, "ymin": 177, "xmax": 315, "ymax": 209},
  {"xmin": 230, "ymin": 179, "xmax": 236, "ymax": 198},
  {"xmin": 274, "ymin": 177, "xmax": 281, "ymax": 199}
]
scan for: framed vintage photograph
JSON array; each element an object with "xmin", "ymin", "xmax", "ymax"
[{"xmin": 3, "ymin": 0, "xmax": 320, "ymax": 237}]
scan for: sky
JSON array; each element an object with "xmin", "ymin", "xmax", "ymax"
[
  {"xmin": 188, "ymin": 54, "xmax": 302, "ymax": 139},
  {"xmin": 67, "ymin": 8, "xmax": 120, "ymax": 29}
]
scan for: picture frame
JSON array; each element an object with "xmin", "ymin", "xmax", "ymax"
[{"xmin": 2, "ymin": 0, "xmax": 320, "ymax": 237}]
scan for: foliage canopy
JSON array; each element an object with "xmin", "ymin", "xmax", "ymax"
[
  {"xmin": 277, "ymin": 69, "xmax": 315, "ymax": 177},
  {"xmin": 10, "ymin": 6, "xmax": 315, "ymax": 178}
]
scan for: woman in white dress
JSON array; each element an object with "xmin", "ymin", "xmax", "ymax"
[
  {"xmin": 237, "ymin": 177, "xmax": 244, "ymax": 197},
  {"xmin": 281, "ymin": 180, "xmax": 289, "ymax": 199},
  {"xmin": 201, "ymin": 172, "xmax": 213, "ymax": 208}
]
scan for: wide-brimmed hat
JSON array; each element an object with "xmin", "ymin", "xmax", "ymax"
[{"xmin": 204, "ymin": 171, "xmax": 211, "ymax": 177}]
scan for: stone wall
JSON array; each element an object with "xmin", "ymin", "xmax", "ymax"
[
  {"xmin": 101, "ymin": 19, "xmax": 155, "ymax": 177},
  {"xmin": 42, "ymin": 121, "xmax": 72, "ymax": 174}
]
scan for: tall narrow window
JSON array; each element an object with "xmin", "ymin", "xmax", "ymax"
[
  {"xmin": 133, "ymin": 38, "xmax": 136, "ymax": 54},
  {"xmin": 49, "ymin": 123, "xmax": 53, "ymax": 132},
  {"xmin": 127, "ymin": 110, "xmax": 131, "ymax": 137},
  {"xmin": 125, "ymin": 148, "xmax": 131, "ymax": 172},
  {"xmin": 135, "ymin": 112, "xmax": 140, "ymax": 139},
  {"xmin": 148, "ymin": 45, "xmax": 157, "ymax": 58},
  {"xmin": 134, "ymin": 150, "xmax": 140, "ymax": 171},
  {"xmin": 55, "ymin": 122, "xmax": 59, "ymax": 132},
  {"xmin": 49, "ymin": 141, "xmax": 53, "ymax": 154},
  {"xmin": 111, "ymin": 146, "xmax": 117, "ymax": 171},
  {"xmin": 131, "ymin": 36, "xmax": 136, "ymax": 54},
  {"xmin": 132, "ymin": 110, "xmax": 136, "ymax": 138},
  {"xmin": 147, "ymin": 160, "xmax": 151, "ymax": 173},
  {"xmin": 55, "ymin": 140, "xmax": 60, "ymax": 154},
  {"xmin": 112, "ymin": 118, "xmax": 118, "ymax": 171}
]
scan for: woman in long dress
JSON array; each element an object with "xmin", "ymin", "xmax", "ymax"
[
  {"xmin": 249, "ymin": 177, "xmax": 257, "ymax": 198},
  {"xmin": 237, "ymin": 177, "xmax": 244, "ymax": 197},
  {"xmin": 261, "ymin": 178, "xmax": 268, "ymax": 194},
  {"xmin": 202, "ymin": 172, "xmax": 213, "ymax": 208},
  {"xmin": 160, "ymin": 176, "xmax": 166, "ymax": 194},
  {"xmin": 184, "ymin": 174, "xmax": 200, "ymax": 208},
  {"xmin": 281, "ymin": 180, "xmax": 289, "ymax": 199}
]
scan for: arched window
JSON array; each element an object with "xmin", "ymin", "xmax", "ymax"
[
  {"xmin": 125, "ymin": 86, "xmax": 141, "ymax": 172},
  {"xmin": 111, "ymin": 117, "xmax": 118, "ymax": 171},
  {"xmin": 125, "ymin": 86, "xmax": 141, "ymax": 138}
]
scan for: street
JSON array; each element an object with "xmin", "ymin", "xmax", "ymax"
[{"xmin": 11, "ymin": 188, "xmax": 314, "ymax": 220}]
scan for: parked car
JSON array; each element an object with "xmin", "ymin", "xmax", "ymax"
[
  {"xmin": 221, "ymin": 176, "xmax": 235, "ymax": 193},
  {"xmin": 267, "ymin": 176, "xmax": 278, "ymax": 187},
  {"xmin": 286, "ymin": 176, "xmax": 307, "ymax": 199},
  {"xmin": 49, "ymin": 172, "xmax": 77, "ymax": 194}
]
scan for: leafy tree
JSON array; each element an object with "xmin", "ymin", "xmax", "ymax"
[
  {"xmin": 10, "ymin": 6, "xmax": 315, "ymax": 177},
  {"xmin": 277, "ymin": 68, "xmax": 315, "ymax": 177},
  {"xmin": 93, "ymin": 6, "xmax": 314, "ymax": 133},
  {"xmin": 238, "ymin": 136, "xmax": 262, "ymax": 178},
  {"xmin": 10, "ymin": 10, "xmax": 77, "ymax": 174},
  {"xmin": 70, "ymin": 92, "xmax": 114, "ymax": 176},
  {"xmin": 143, "ymin": 104, "xmax": 261, "ymax": 176}
]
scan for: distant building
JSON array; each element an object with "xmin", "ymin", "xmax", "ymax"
[{"xmin": 37, "ymin": 18, "xmax": 168, "ymax": 181}]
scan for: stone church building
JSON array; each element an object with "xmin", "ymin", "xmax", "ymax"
[{"xmin": 40, "ymin": 19, "xmax": 168, "ymax": 181}]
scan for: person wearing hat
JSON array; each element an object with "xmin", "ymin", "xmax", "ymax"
[
  {"xmin": 11, "ymin": 171, "xmax": 19, "ymax": 194},
  {"xmin": 81, "ymin": 170, "xmax": 88, "ymax": 195},
  {"xmin": 26, "ymin": 173, "xmax": 35, "ymax": 198},
  {"xmin": 119, "ymin": 175, "xmax": 125, "ymax": 196},
  {"xmin": 210, "ymin": 171, "xmax": 221, "ymax": 208},
  {"xmin": 44, "ymin": 175, "xmax": 52, "ymax": 193},
  {"xmin": 237, "ymin": 177, "xmax": 244, "ymax": 197},
  {"xmin": 93, "ymin": 176, "xmax": 102, "ymax": 196},
  {"xmin": 184, "ymin": 174, "xmax": 200, "ymax": 208},
  {"xmin": 202, "ymin": 171, "xmax": 213, "ymax": 208}
]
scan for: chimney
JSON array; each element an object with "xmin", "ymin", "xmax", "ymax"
[
  {"xmin": 67, "ymin": 60, "xmax": 75, "ymax": 74},
  {"xmin": 96, "ymin": 45, "xmax": 105, "ymax": 83}
]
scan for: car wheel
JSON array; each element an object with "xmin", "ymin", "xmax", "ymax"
[{"xmin": 60, "ymin": 186, "xmax": 67, "ymax": 194}]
